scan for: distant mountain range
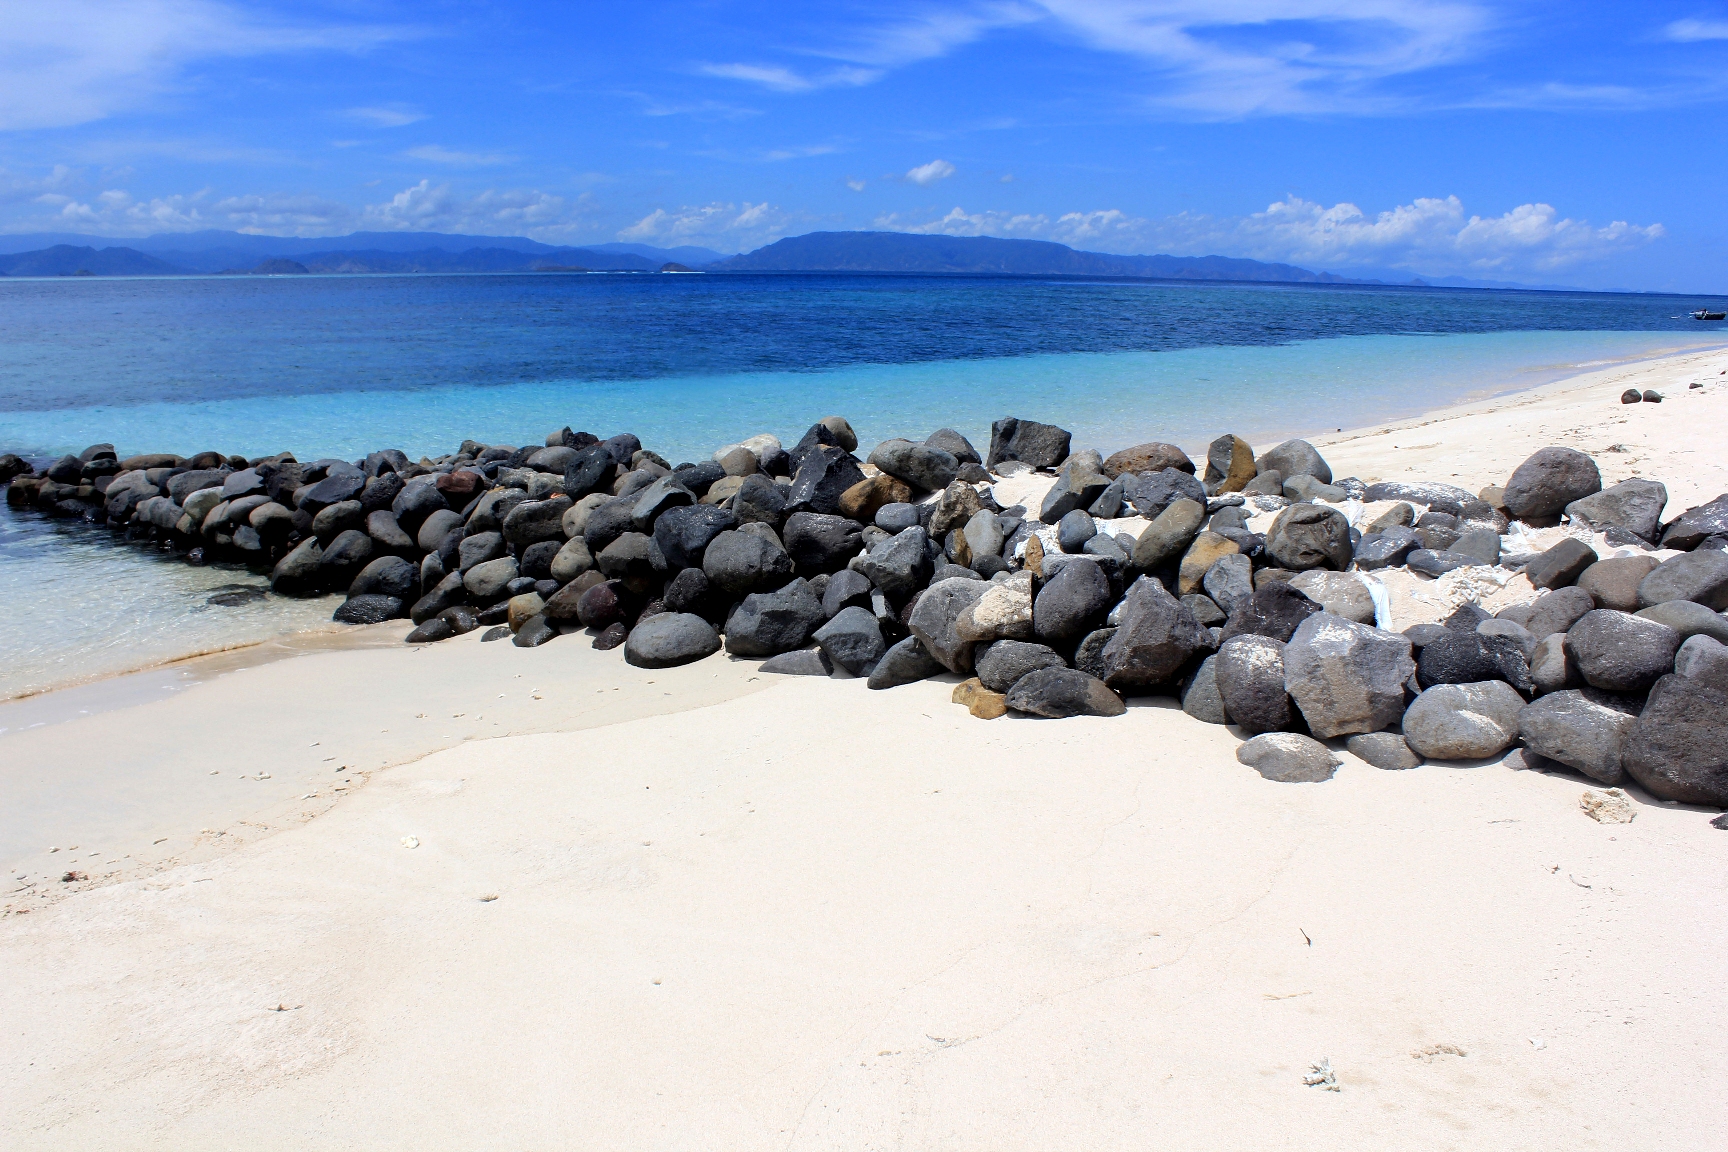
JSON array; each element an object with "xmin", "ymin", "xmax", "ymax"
[{"xmin": 0, "ymin": 226, "xmax": 1580, "ymax": 289}]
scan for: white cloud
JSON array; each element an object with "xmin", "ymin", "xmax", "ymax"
[
  {"xmin": 1665, "ymin": 18, "xmax": 1728, "ymax": 42},
  {"xmin": 620, "ymin": 201, "xmax": 805, "ymax": 248},
  {"xmin": 348, "ymin": 105, "xmax": 425, "ymax": 128},
  {"xmin": 875, "ymin": 194, "xmax": 1664, "ymax": 277},
  {"xmin": 846, "ymin": 178, "xmax": 867, "ymax": 192},
  {"xmin": 0, "ymin": 0, "xmax": 414, "ymax": 131},
  {"xmin": 697, "ymin": 62, "xmax": 881, "ymax": 93},
  {"xmin": 403, "ymin": 145, "xmax": 512, "ymax": 167},
  {"xmin": 905, "ymin": 159, "xmax": 956, "ymax": 185}
]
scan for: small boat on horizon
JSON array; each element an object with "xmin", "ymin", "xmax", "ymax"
[{"xmin": 1691, "ymin": 308, "xmax": 1727, "ymax": 320}]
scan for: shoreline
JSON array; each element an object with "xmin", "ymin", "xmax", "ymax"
[{"xmin": 5, "ymin": 337, "xmax": 1722, "ymax": 704}]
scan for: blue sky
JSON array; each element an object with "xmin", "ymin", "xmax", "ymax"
[{"xmin": 1, "ymin": 1, "xmax": 1726, "ymax": 290}]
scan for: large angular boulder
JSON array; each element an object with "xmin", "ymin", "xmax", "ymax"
[
  {"xmin": 785, "ymin": 446, "xmax": 865, "ymax": 516},
  {"xmin": 867, "ymin": 439, "xmax": 959, "ymax": 493},
  {"xmin": 1564, "ymin": 478, "xmax": 1668, "ymax": 542},
  {"xmin": 782, "ymin": 511, "xmax": 864, "ymax": 573},
  {"xmin": 1203, "ymin": 434, "xmax": 1256, "ymax": 493},
  {"xmin": 652, "ymin": 504, "xmax": 736, "ymax": 571},
  {"xmin": 1401, "ymin": 681, "xmax": 1525, "ymax": 760},
  {"xmin": 1517, "ymin": 688, "xmax": 1639, "ymax": 785},
  {"xmin": 1032, "ymin": 558, "xmax": 1113, "ymax": 645},
  {"xmin": 1417, "ymin": 629, "xmax": 1533, "ymax": 693},
  {"xmin": 1659, "ymin": 493, "xmax": 1728, "ymax": 551},
  {"xmin": 1284, "ymin": 613, "xmax": 1416, "ymax": 738},
  {"xmin": 1636, "ymin": 549, "xmax": 1728, "ymax": 610},
  {"xmin": 624, "ymin": 613, "xmax": 722, "ymax": 668},
  {"xmin": 956, "ymin": 570, "xmax": 1034, "ymax": 642},
  {"xmin": 1004, "ymin": 668, "xmax": 1125, "ymax": 718},
  {"xmin": 1255, "ymin": 439, "xmax": 1331, "ymax": 485},
  {"xmin": 1202, "ymin": 553, "xmax": 1254, "ymax": 616},
  {"xmin": 1125, "ymin": 468, "xmax": 1207, "ymax": 520},
  {"xmin": 1503, "ymin": 447, "xmax": 1601, "ymax": 520},
  {"xmin": 908, "ymin": 577, "xmax": 992, "ymax": 672},
  {"xmin": 1564, "ymin": 609, "xmax": 1681, "ymax": 692},
  {"xmin": 1287, "ymin": 571, "xmax": 1375, "ymax": 624},
  {"xmin": 857, "ymin": 526, "xmax": 933, "ymax": 600},
  {"xmin": 812, "ymin": 606, "xmax": 886, "ymax": 674},
  {"xmin": 503, "ymin": 495, "xmax": 573, "ymax": 550},
  {"xmin": 1218, "ymin": 582, "xmax": 1321, "ymax": 644},
  {"xmin": 630, "ymin": 475, "xmax": 694, "ymax": 532},
  {"xmin": 926, "ymin": 428, "xmax": 981, "ymax": 465},
  {"xmin": 1129, "ymin": 498, "xmax": 1204, "ymax": 571},
  {"xmin": 1103, "ymin": 442, "xmax": 1193, "ymax": 478},
  {"xmin": 1098, "ymin": 575, "xmax": 1208, "ymax": 691},
  {"xmin": 1525, "ymin": 538, "xmax": 1598, "ymax": 590},
  {"xmin": 867, "ymin": 636, "xmax": 946, "ymax": 689},
  {"xmin": 1212, "ymin": 635, "xmax": 1291, "ymax": 734},
  {"xmin": 1621, "ymin": 674, "xmax": 1728, "ymax": 806},
  {"xmin": 1236, "ymin": 733, "xmax": 1339, "ymax": 782},
  {"xmin": 974, "ymin": 639, "xmax": 1067, "ymax": 694},
  {"xmin": 1264, "ymin": 504, "xmax": 1352, "ymax": 571},
  {"xmin": 702, "ymin": 529, "xmax": 794, "ymax": 597},
  {"xmin": 1578, "ymin": 555, "xmax": 1661, "ymax": 612},
  {"xmin": 986, "ymin": 417, "xmax": 1071, "ymax": 469},
  {"xmin": 1040, "ymin": 450, "xmax": 1112, "ymax": 523},
  {"xmin": 724, "ymin": 578, "xmax": 826, "ymax": 657}
]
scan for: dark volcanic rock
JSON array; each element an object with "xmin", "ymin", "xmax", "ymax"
[
  {"xmin": 1236, "ymin": 733, "xmax": 1339, "ymax": 782},
  {"xmin": 1659, "ymin": 494, "xmax": 1728, "ymax": 551},
  {"xmin": 1525, "ymin": 538, "xmax": 1598, "ymax": 590},
  {"xmin": 1407, "ymin": 549, "xmax": 1481, "ymax": 578},
  {"xmin": 986, "ymin": 417, "xmax": 1071, "ymax": 469},
  {"xmin": 575, "ymin": 580, "xmax": 629, "ymax": 629},
  {"xmin": 1637, "ymin": 600, "xmax": 1728, "ymax": 644},
  {"xmin": 503, "ymin": 496, "xmax": 572, "ymax": 550},
  {"xmin": 410, "ymin": 572, "xmax": 466, "ymax": 624},
  {"xmin": 822, "ymin": 568, "xmax": 875, "ymax": 618},
  {"xmin": 925, "ymin": 428, "xmax": 981, "ymax": 465},
  {"xmin": 1362, "ymin": 481, "xmax": 1474, "ymax": 511},
  {"xmin": 975, "ymin": 639, "xmax": 1067, "ymax": 694},
  {"xmin": 1219, "ymin": 582, "xmax": 1322, "ymax": 644},
  {"xmin": 1515, "ymin": 586, "xmax": 1597, "ymax": 640},
  {"xmin": 732, "ymin": 474, "xmax": 789, "ymax": 528},
  {"xmin": 1098, "ymin": 575, "xmax": 1208, "ymax": 691},
  {"xmin": 1564, "ymin": 609, "xmax": 1681, "ymax": 692},
  {"xmin": 1033, "ymin": 558, "xmax": 1113, "ymax": 645},
  {"xmin": 1255, "ymin": 439, "xmax": 1331, "ymax": 485},
  {"xmin": 1213, "ymin": 635, "xmax": 1291, "ymax": 734},
  {"xmin": 333, "ymin": 594, "xmax": 404, "ymax": 624},
  {"xmin": 867, "ymin": 636, "xmax": 946, "ymax": 689},
  {"xmin": 405, "ymin": 617, "xmax": 456, "ymax": 644},
  {"xmin": 786, "ymin": 446, "xmax": 866, "ymax": 516},
  {"xmin": 590, "ymin": 621, "xmax": 628, "ymax": 650},
  {"xmin": 295, "ymin": 470, "xmax": 363, "ymax": 514},
  {"xmin": 783, "ymin": 511, "xmax": 865, "ymax": 573},
  {"xmin": 1040, "ymin": 450, "xmax": 1112, "ymax": 522},
  {"xmin": 1503, "ymin": 447, "xmax": 1601, "ymax": 520},
  {"xmin": 812, "ymin": 605, "xmax": 886, "ymax": 674},
  {"xmin": 624, "ymin": 613, "xmax": 721, "ymax": 668},
  {"xmin": 1517, "ymin": 688, "xmax": 1640, "ymax": 785},
  {"xmin": 1004, "ymin": 667, "xmax": 1125, "ymax": 718},
  {"xmin": 1124, "ymin": 467, "xmax": 1207, "ymax": 521},
  {"xmin": 270, "ymin": 537, "xmax": 323, "ymax": 596},
  {"xmin": 1565, "ymin": 478, "xmax": 1667, "ymax": 542},
  {"xmin": 1636, "ymin": 549, "xmax": 1728, "ymax": 610},
  {"xmin": 630, "ymin": 475, "xmax": 694, "ymax": 532},
  {"xmin": 349, "ymin": 554, "xmax": 418, "ymax": 600},
  {"xmin": 725, "ymin": 578, "xmax": 827, "ymax": 657},
  {"xmin": 908, "ymin": 577, "xmax": 991, "ymax": 672},
  {"xmin": 1352, "ymin": 529, "xmax": 1418, "ymax": 570},
  {"xmin": 457, "ymin": 530, "xmax": 507, "ymax": 572},
  {"xmin": 1180, "ymin": 654, "xmax": 1228, "ymax": 724},
  {"xmin": 1622, "ymin": 674, "xmax": 1728, "ymax": 806},
  {"xmin": 513, "ymin": 615, "xmax": 559, "ymax": 647},
  {"xmin": 1263, "ymin": 503, "xmax": 1352, "ymax": 571},
  {"xmin": 1073, "ymin": 627, "xmax": 1116, "ymax": 681},
  {"xmin": 1130, "ymin": 498, "xmax": 1205, "ymax": 572},
  {"xmin": 703, "ymin": 529, "xmax": 795, "ymax": 597},
  {"xmin": 1417, "ymin": 629, "xmax": 1532, "ymax": 692},
  {"xmin": 868, "ymin": 439, "xmax": 959, "ymax": 493},
  {"xmin": 858, "ymin": 526, "xmax": 933, "ymax": 600}
]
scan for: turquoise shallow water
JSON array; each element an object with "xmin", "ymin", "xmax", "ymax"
[{"xmin": 0, "ymin": 271, "xmax": 1720, "ymax": 698}]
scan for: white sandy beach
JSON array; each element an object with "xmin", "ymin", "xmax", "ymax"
[{"xmin": 3, "ymin": 344, "xmax": 1726, "ymax": 1150}]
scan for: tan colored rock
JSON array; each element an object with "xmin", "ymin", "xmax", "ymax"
[
  {"xmin": 928, "ymin": 481, "xmax": 983, "ymax": 537},
  {"xmin": 839, "ymin": 473, "xmax": 912, "ymax": 522},
  {"xmin": 1178, "ymin": 531, "xmax": 1240, "ymax": 595},
  {"xmin": 952, "ymin": 677, "xmax": 1008, "ymax": 719},
  {"xmin": 956, "ymin": 571, "xmax": 1034, "ymax": 641},
  {"xmin": 1102, "ymin": 442, "xmax": 1193, "ymax": 478},
  {"xmin": 1579, "ymin": 788, "xmax": 1636, "ymax": 824},
  {"xmin": 700, "ymin": 475, "xmax": 745, "ymax": 505},
  {"xmin": 1204, "ymin": 434, "xmax": 1257, "ymax": 493},
  {"xmin": 507, "ymin": 592, "xmax": 546, "ymax": 632},
  {"xmin": 1023, "ymin": 533, "xmax": 1045, "ymax": 578}
]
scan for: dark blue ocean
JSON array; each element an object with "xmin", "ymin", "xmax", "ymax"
[{"xmin": 1, "ymin": 271, "xmax": 1721, "ymax": 698}]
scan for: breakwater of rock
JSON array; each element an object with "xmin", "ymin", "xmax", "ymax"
[{"xmin": 5, "ymin": 416, "xmax": 1728, "ymax": 814}]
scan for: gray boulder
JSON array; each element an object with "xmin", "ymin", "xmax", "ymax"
[
  {"xmin": 1675, "ymin": 634, "xmax": 1728, "ymax": 692},
  {"xmin": 270, "ymin": 537, "xmax": 323, "ymax": 596},
  {"xmin": 416, "ymin": 508, "xmax": 464, "ymax": 553},
  {"xmin": 1236, "ymin": 733, "xmax": 1339, "ymax": 782},
  {"xmin": 1578, "ymin": 555, "xmax": 1661, "ymax": 612},
  {"xmin": 463, "ymin": 556, "xmax": 519, "ymax": 601},
  {"xmin": 724, "ymin": 578, "xmax": 826, "ymax": 656},
  {"xmin": 1288, "ymin": 571, "xmax": 1376, "ymax": 624},
  {"xmin": 1040, "ymin": 450, "xmax": 1112, "ymax": 521},
  {"xmin": 1564, "ymin": 610, "xmax": 1681, "ymax": 692},
  {"xmin": 874, "ymin": 502, "xmax": 919, "ymax": 533},
  {"xmin": 1635, "ymin": 600, "xmax": 1728, "ymax": 643},
  {"xmin": 1255, "ymin": 439, "xmax": 1331, "ymax": 485},
  {"xmin": 986, "ymin": 417, "xmax": 1071, "ymax": 469},
  {"xmin": 732, "ymin": 474, "xmax": 789, "ymax": 527},
  {"xmin": 630, "ymin": 474, "xmax": 694, "ymax": 532},
  {"xmin": 1202, "ymin": 553, "xmax": 1254, "ymax": 616},
  {"xmin": 783, "ymin": 511, "xmax": 864, "ymax": 573},
  {"xmin": 1515, "ymin": 585, "xmax": 1597, "ymax": 640},
  {"xmin": 822, "ymin": 568, "xmax": 875, "ymax": 617},
  {"xmin": 703, "ymin": 529, "xmax": 794, "ymax": 597},
  {"xmin": 1622, "ymin": 674, "xmax": 1728, "ymax": 806},
  {"xmin": 1346, "ymin": 732, "xmax": 1422, "ymax": 770},
  {"xmin": 1517, "ymin": 688, "xmax": 1640, "ymax": 785},
  {"xmin": 625, "ymin": 613, "xmax": 722, "ymax": 667},
  {"xmin": 1213, "ymin": 635, "xmax": 1291, "ymax": 734},
  {"xmin": 550, "ymin": 538, "xmax": 595, "ymax": 583},
  {"xmin": 964, "ymin": 509, "xmax": 1006, "ymax": 560},
  {"xmin": 1524, "ymin": 538, "xmax": 1597, "ymax": 590},
  {"xmin": 458, "ymin": 530, "xmax": 507, "ymax": 572},
  {"xmin": 1056, "ymin": 508, "xmax": 1097, "ymax": 553},
  {"xmin": 1636, "ymin": 549, "xmax": 1728, "ymax": 610},
  {"xmin": 857, "ymin": 526, "xmax": 933, "ymax": 599},
  {"xmin": 1218, "ymin": 582, "xmax": 1321, "ymax": 644},
  {"xmin": 1503, "ymin": 447, "xmax": 1601, "ymax": 519},
  {"xmin": 1180, "ymin": 654, "xmax": 1229, "ymax": 724},
  {"xmin": 1284, "ymin": 613, "xmax": 1416, "ymax": 738},
  {"xmin": 1417, "ymin": 629, "xmax": 1533, "ymax": 693},
  {"xmin": 1353, "ymin": 529, "xmax": 1418, "ymax": 570},
  {"xmin": 1565, "ymin": 477, "xmax": 1668, "ymax": 542},
  {"xmin": 349, "ymin": 554, "xmax": 418, "ymax": 600},
  {"xmin": 867, "ymin": 636, "xmax": 946, "ymax": 689},
  {"xmin": 1401, "ymin": 681, "xmax": 1526, "ymax": 760},
  {"xmin": 1130, "ymin": 497, "xmax": 1205, "ymax": 571},
  {"xmin": 812, "ymin": 606, "xmax": 886, "ymax": 674},
  {"xmin": 1529, "ymin": 632, "xmax": 1580, "ymax": 694},
  {"xmin": 975, "ymin": 640, "xmax": 1067, "ymax": 694},
  {"xmin": 1407, "ymin": 549, "xmax": 1481, "ymax": 578},
  {"xmin": 1451, "ymin": 528, "xmax": 1502, "ymax": 566},
  {"xmin": 503, "ymin": 495, "xmax": 573, "ymax": 549},
  {"xmin": 909, "ymin": 577, "xmax": 992, "ymax": 672},
  {"xmin": 1073, "ymin": 627, "xmax": 1115, "ymax": 680},
  {"xmin": 1004, "ymin": 668, "xmax": 1125, "ymax": 718},
  {"xmin": 1125, "ymin": 468, "xmax": 1207, "ymax": 520},
  {"xmin": 652, "ymin": 504, "xmax": 736, "ymax": 571},
  {"xmin": 1033, "ymin": 558, "xmax": 1113, "ymax": 644},
  {"xmin": 868, "ymin": 439, "xmax": 959, "ymax": 493},
  {"xmin": 1264, "ymin": 503, "xmax": 1352, "ymax": 571},
  {"xmin": 333, "ymin": 594, "xmax": 404, "ymax": 625},
  {"xmin": 366, "ymin": 509, "xmax": 415, "ymax": 553},
  {"xmin": 759, "ymin": 648, "xmax": 833, "ymax": 676},
  {"xmin": 926, "ymin": 428, "xmax": 981, "ymax": 465},
  {"xmin": 1098, "ymin": 575, "xmax": 1208, "ymax": 691}
]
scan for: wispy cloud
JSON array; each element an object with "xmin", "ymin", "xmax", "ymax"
[
  {"xmin": 404, "ymin": 145, "xmax": 512, "ymax": 166},
  {"xmin": 1664, "ymin": 18, "xmax": 1728, "ymax": 42},
  {"xmin": 875, "ymin": 194, "xmax": 1664, "ymax": 277},
  {"xmin": 0, "ymin": 0, "xmax": 417, "ymax": 131},
  {"xmin": 697, "ymin": 62, "xmax": 881, "ymax": 93},
  {"xmin": 347, "ymin": 105, "xmax": 425, "ymax": 128},
  {"xmin": 620, "ymin": 201, "xmax": 809, "ymax": 248},
  {"xmin": 905, "ymin": 158, "xmax": 956, "ymax": 185}
]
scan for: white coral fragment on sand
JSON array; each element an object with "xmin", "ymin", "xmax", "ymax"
[
  {"xmin": 1580, "ymin": 788, "xmax": 1635, "ymax": 824},
  {"xmin": 1303, "ymin": 1057, "xmax": 1340, "ymax": 1090}
]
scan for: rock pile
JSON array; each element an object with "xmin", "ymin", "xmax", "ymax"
[{"xmin": 8, "ymin": 420, "xmax": 1728, "ymax": 812}]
